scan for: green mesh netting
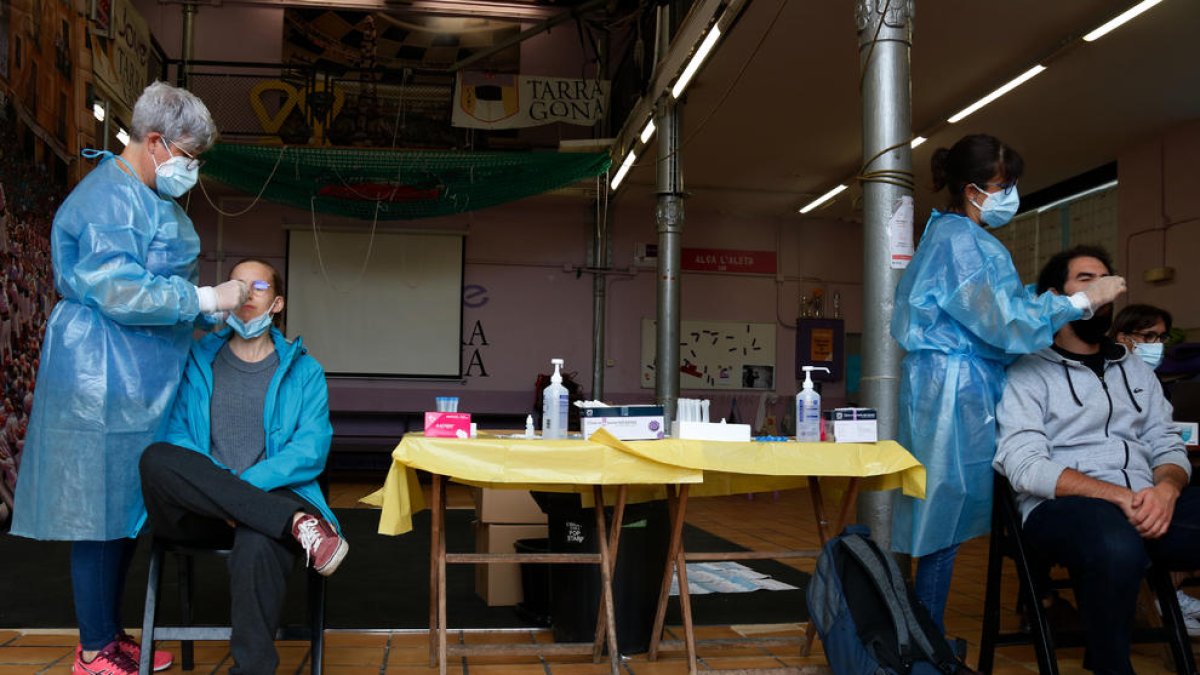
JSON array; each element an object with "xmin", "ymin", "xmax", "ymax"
[{"xmin": 200, "ymin": 144, "xmax": 611, "ymax": 220}]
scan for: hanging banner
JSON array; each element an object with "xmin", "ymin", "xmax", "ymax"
[
  {"xmin": 91, "ymin": 0, "xmax": 151, "ymax": 118},
  {"xmin": 681, "ymin": 248, "xmax": 777, "ymax": 275},
  {"xmin": 452, "ymin": 71, "xmax": 609, "ymax": 129}
]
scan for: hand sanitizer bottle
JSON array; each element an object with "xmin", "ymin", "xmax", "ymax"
[
  {"xmin": 796, "ymin": 366, "xmax": 831, "ymax": 442},
  {"xmin": 541, "ymin": 358, "xmax": 569, "ymax": 439}
]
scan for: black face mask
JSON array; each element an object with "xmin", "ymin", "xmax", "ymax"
[{"xmin": 1070, "ymin": 304, "xmax": 1113, "ymax": 345}]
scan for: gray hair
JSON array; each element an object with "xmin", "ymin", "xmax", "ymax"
[{"xmin": 129, "ymin": 81, "xmax": 218, "ymax": 153}]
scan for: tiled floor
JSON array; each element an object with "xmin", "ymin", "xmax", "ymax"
[{"xmin": 2, "ymin": 482, "xmax": 1195, "ymax": 673}]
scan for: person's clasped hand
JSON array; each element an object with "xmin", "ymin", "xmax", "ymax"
[
  {"xmin": 196, "ymin": 279, "xmax": 249, "ymax": 313},
  {"xmin": 1081, "ymin": 275, "xmax": 1126, "ymax": 312},
  {"xmin": 1129, "ymin": 483, "xmax": 1179, "ymax": 539}
]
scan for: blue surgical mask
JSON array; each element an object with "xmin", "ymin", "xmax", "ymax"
[
  {"xmin": 1134, "ymin": 342, "xmax": 1164, "ymax": 369},
  {"xmin": 227, "ymin": 310, "xmax": 274, "ymax": 339},
  {"xmin": 149, "ymin": 140, "xmax": 200, "ymax": 198},
  {"xmin": 969, "ymin": 184, "xmax": 1020, "ymax": 229}
]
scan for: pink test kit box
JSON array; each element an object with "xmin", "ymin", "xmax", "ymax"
[{"xmin": 424, "ymin": 412, "xmax": 472, "ymax": 438}]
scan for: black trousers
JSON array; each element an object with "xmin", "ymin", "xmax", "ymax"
[
  {"xmin": 140, "ymin": 442, "xmax": 315, "ymax": 675},
  {"xmin": 1023, "ymin": 487, "xmax": 1200, "ymax": 675}
]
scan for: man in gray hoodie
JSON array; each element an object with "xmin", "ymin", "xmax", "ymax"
[{"xmin": 994, "ymin": 245, "xmax": 1197, "ymax": 675}]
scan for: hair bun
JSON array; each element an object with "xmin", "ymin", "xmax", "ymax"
[{"xmin": 930, "ymin": 148, "xmax": 951, "ymax": 191}]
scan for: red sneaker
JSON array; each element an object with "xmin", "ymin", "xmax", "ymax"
[
  {"xmin": 73, "ymin": 642, "xmax": 138, "ymax": 675},
  {"xmin": 115, "ymin": 632, "xmax": 174, "ymax": 672},
  {"xmin": 291, "ymin": 513, "xmax": 349, "ymax": 576}
]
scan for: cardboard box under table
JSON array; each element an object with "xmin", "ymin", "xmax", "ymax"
[
  {"xmin": 470, "ymin": 486, "xmax": 546, "ymax": 524},
  {"xmin": 583, "ymin": 432, "xmax": 926, "ymax": 675},
  {"xmin": 370, "ymin": 431, "xmax": 702, "ymax": 675},
  {"xmin": 473, "ymin": 521, "xmax": 548, "ymax": 606}
]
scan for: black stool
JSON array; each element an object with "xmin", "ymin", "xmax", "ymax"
[
  {"xmin": 138, "ymin": 539, "xmax": 326, "ymax": 675},
  {"xmin": 978, "ymin": 472, "xmax": 1197, "ymax": 674}
]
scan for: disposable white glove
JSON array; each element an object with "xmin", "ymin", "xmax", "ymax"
[
  {"xmin": 1081, "ymin": 275, "xmax": 1126, "ymax": 311},
  {"xmin": 196, "ymin": 279, "xmax": 249, "ymax": 314}
]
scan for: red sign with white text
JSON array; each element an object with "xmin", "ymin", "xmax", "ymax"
[{"xmin": 681, "ymin": 248, "xmax": 777, "ymax": 274}]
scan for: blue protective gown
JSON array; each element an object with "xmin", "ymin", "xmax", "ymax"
[
  {"xmin": 11, "ymin": 154, "xmax": 202, "ymax": 541},
  {"xmin": 889, "ymin": 210, "xmax": 1082, "ymax": 557}
]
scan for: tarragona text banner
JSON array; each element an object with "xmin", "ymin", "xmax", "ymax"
[{"xmin": 452, "ymin": 72, "xmax": 610, "ymax": 130}]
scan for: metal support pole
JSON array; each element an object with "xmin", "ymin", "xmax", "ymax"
[
  {"xmin": 180, "ymin": 3, "xmax": 196, "ymax": 88},
  {"xmin": 854, "ymin": 0, "xmax": 914, "ymax": 551},
  {"xmin": 590, "ymin": 197, "xmax": 610, "ymax": 400},
  {"xmin": 654, "ymin": 4, "xmax": 683, "ymax": 428}
]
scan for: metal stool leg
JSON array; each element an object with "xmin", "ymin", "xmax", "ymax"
[{"xmin": 138, "ymin": 542, "xmax": 164, "ymax": 675}]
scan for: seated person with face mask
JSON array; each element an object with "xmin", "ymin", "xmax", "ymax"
[
  {"xmin": 1111, "ymin": 304, "xmax": 1173, "ymax": 372},
  {"xmin": 993, "ymin": 246, "xmax": 1198, "ymax": 675},
  {"xmin": 139, "ymin": 258, "xmax": 347, "ymax": 675}
]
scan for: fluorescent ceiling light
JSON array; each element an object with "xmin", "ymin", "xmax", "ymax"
[
  {"xmin": 1036, "ymin": 180, "xmax": 1119, "ymax": 213},
  {"xmin": 798, "ymin": 184, "xmax": 848, "ymax": 214},
  {"xmin": 609, "ymin": 151, "xmax": 638, "ymax": 190},
  {"xmin": 92, "ymin": 102, "xmax": 106, "ymax": 122},
  {"xmin": 910, "ymin": 136, "xmax": 927, "ymax": 149},
  {"xmin": 1084, "ymin": 0, "xmax": 1162, "ymax": 42},
  {"xmin": 116, "ymin": 128, "xmax": 130, "ymax": 146},
  {"xmin": 947, "ymin": 65, "xmax": 1046, "ymax": 124},
  {"xmin": 639, "ymin": 120, "xmax": 656, "ymax": 144},
  {"xmin": 671, "ymin": 24, "xmax": 722, "ymax": 99}
]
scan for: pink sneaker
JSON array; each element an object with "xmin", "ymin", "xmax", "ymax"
[
  {"xmin": 115, "ymin": 632, "xmax": 174, "ymax": 672},
  {"xmin": 291, "ymin": 513, "xmax": 349, "ymax": 576},
  {"xmin": 73, "ymin": 642, "xmax": 137, "ymax": 675}
]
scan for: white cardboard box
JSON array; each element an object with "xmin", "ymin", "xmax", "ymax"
[
  {"xmin": 580, "ymin": 405, "xmax": 666, "ymax": 440},
  {"xmin": 671, "ymin": 420, "xmax": 752, "ymax": 442},
  {"xmin": 830, "ymin": 420, "xmax": 878, "ymax": 443}
]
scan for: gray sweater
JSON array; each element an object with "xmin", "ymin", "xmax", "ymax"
[{"xmin": 994, "ymin": 341, "xmax": 1189, "ymax": 522}]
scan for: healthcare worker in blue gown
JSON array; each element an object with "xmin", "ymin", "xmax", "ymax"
[
  {"xmin": 889, "ymin": 134, "xmax": 1127, "ymax": 632},
  {"xmin": 11, "ymin": 82, "xmax": 250, "ymax": 675}
]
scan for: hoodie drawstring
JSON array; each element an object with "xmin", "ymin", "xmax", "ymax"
[
  {"xmin": 1116, "ymin": 362, "xmax": 1143, "ymax": 413},
  {"xmin": 1061, "ymin": 361, "xmax": 1084, "ymax": 407}
]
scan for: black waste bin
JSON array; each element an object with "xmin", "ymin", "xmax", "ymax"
[
  {"xmin": 514, "ymin": 537, "xmax": 552, "ymax": 627},
  {"xmin": 532, "ymin": 492, "xmax": 670, "ymax": 655}
]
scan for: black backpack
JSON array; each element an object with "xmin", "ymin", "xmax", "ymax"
[{"xmin": 807, "ymin": 525, "xmax": 978, "ymax": 674}]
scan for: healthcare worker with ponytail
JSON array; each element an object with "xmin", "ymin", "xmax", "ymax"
[
  {"xmin": 12, "ymin": 81, "xmax": 249, "ymax": 675},
  {"xmin": 890, "ymin": 134, "xmax": 1127, "ymax": 632}
]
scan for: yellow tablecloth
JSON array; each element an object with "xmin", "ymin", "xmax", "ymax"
[
  {"xmin": 592, "ymin": 432, "xmax": 926, "ymax": 499},
  {"xmin": 369, "ymin": 429, "xmax": 925, "ymax": 535},
  {"xmin": 371, "ymin": 430, "xmax": 704, "ymax": 534}
]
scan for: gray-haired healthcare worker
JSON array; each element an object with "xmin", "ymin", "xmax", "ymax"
[
  {"xmin": 11, "ymin": 81, "xmax": 249, "ymax": 675},
  {"xmin": 890, "ymin": 133, "xmax": 1127, "ymax": 633}
]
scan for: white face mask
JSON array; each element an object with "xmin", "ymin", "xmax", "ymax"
[
  {"xmin": 148, "ymin": 140, "xmax": 200, "ymax": 198},
  {"xmin": 1134, "ymin": 342, "xmax": 1164, "ymax": 369}
]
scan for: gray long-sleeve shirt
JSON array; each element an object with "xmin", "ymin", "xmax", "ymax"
[
  {"xmin": 994, "ymin": 341, "xmax": 1189, "ymax": 523},
  {"xmin": 210, "ymin": 344, "xmax": 279, "ymax": 474}
]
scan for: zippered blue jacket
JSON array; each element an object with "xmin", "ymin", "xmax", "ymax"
[{"xmin": 159, "ymin": 326, "xmax": 339, "ymax": 531}]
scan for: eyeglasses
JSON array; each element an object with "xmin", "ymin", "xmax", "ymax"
[
  {"xmin": 249, "ymin": 280, "xmax": 272, "ymax": 294},
  {"xmin": 167, "ymin": 139, "xmax": 205, "ymax": 171},
  {"xmin": 1128, "ymin": 330, "xmax": 1169, "ymax": 344},
  {"xmin": 980, "ymin": 180, "xmax": 1018, "ymax": 196}
]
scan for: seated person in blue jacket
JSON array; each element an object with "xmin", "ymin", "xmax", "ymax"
[
  {"xmin": 994, "ymin": 245, "xmax": 1198, "ymax": 675},
  {"xmin": 139, "ymin": 257, "xmax": 348, "ymax": 675}
]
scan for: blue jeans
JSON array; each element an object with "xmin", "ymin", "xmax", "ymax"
[
  {"xmin": 1023, "ymin": 488, "xmax": 1200, "ymax": 675},
  {"xmin": 71, "ymin": 539, "xmax": 137, "ymax": 650},
  {"xmin": 913, "ymin": 543, "xmax": 959, "ymax": 634}
]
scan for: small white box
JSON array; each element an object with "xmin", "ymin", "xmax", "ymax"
[
  {"xmin": 1175, "ymin": 421, "xmax": 1199, "ymax": 446},
  {"xmin": 671, "ymin": 421, "xmax": 752, "ymax": 442},
  {"xmin": 830, "ymin": 420, "xmax": 878, "ymax": 444}
]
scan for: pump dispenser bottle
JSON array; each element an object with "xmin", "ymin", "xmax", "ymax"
[
  {"xmin": 796, "ymin": 366, "xmax": 831, "ymax": 442},
  {"xmin": 541, "ymin": 358, "xmax": 569, "ymax": 439}
]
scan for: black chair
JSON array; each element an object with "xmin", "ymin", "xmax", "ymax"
[
  {"xmin": 137, "ymin": 539, "xmax": 326, "ymax": 675},
  {"xmin": 978, "ymin": 472, "xmax": 1197, "ymax": 674}
]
